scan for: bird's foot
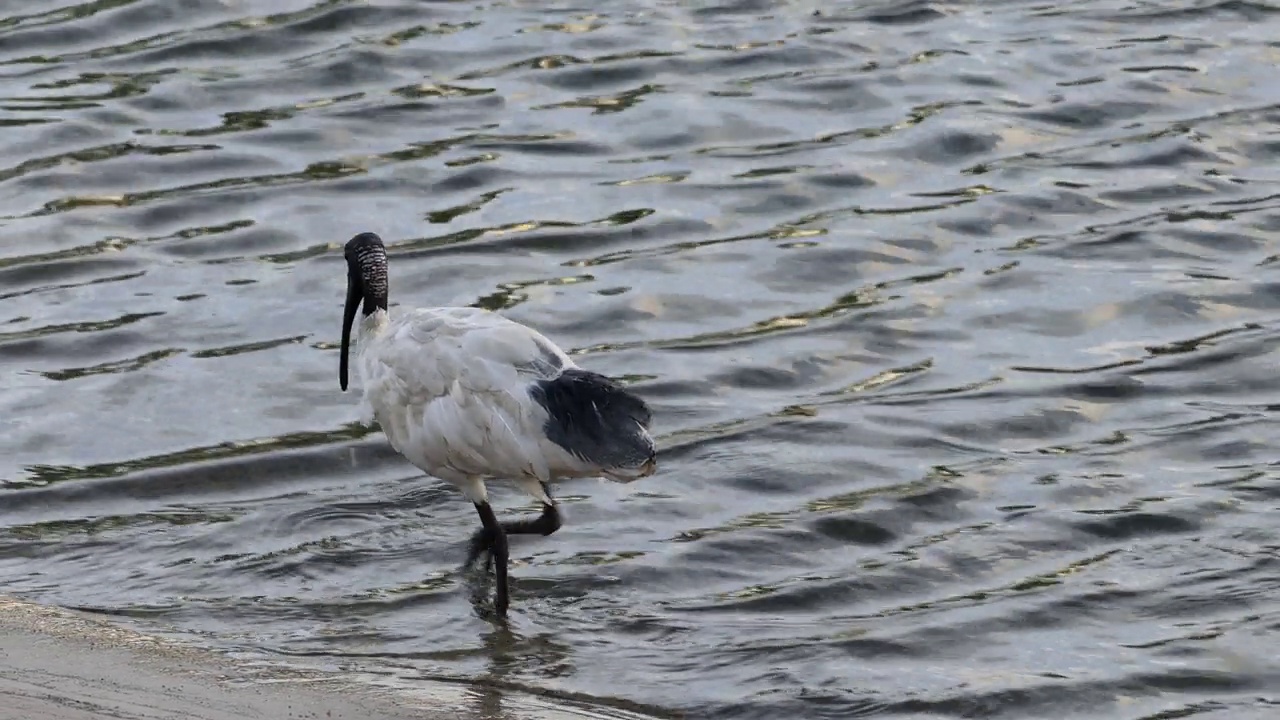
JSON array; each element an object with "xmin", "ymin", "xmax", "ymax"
[
  {"xmin": 464, "ymin": 525, "xmax": 496, "ymax": 572},
  {"xmin": 462, "ymin": 525, "xmax": 509, "ymax": 616},
  {"xmin": 463, "ymin": 502, "xmax": 560, "ymax": 572}
]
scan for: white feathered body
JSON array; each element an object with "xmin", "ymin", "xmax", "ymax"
[{"xmin": 351, "ymin": 306, "xmax": 655, "ymax": 504}]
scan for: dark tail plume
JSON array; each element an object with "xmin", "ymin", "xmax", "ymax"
[{"xmin": 530, "ymin": 369, "xmax": 654, "ymax": 470}]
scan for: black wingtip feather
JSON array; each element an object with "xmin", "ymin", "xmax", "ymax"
[{"xmin": 530, "ymin": 369, "xmax": 654, "ymax": 470}]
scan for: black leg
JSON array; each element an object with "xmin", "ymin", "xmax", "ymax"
[
  {"xmin": 472, "ymin": 501, "xmax": 510, "ymax": 615},
  {"xmin": 502, "ymin": 495, "xmax": 562, "ymax": 536},
  {"xmin": 465, "ymin": 483, "xmax": 561, "ymax": 569}
]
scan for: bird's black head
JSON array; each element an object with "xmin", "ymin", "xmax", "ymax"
[{"xmin": 340, "ymin": 232, "xmax": 389, "ymax": 392}]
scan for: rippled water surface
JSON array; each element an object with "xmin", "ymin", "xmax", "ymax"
[{"xmin": 3, "ymin": 1, "xmax": 1280, "ymax": 718}]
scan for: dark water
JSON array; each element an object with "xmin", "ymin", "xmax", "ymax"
[{"xmin": 3, "ymin": 1, "xmax": 1280, "ymax": 718}]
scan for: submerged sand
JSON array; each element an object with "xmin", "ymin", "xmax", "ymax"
[{"xmin": 0, "ymin": 596, "xmax": 459, "ymax": 720}]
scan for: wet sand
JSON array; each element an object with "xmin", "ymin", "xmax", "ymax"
[{"xmin": 0, "ymin": 596, "xmax": 454, "ymax": 720}]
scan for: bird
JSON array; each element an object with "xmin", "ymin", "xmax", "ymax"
[{"xmin": 338, "ymin": 231, "xmax": 657, "ymax": 615}]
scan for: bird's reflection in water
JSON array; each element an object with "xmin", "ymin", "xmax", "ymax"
[
  {"xmin": 469, "ymin": 622, "xmax": 516, "ymax": 720},
  {"xmin": 462, "ymin": 609, "xmax": 578, "ymax": 720}
]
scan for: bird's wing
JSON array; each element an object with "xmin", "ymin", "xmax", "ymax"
[
  {"xmin": 423, "ymin": 307, "xmax": 574, "ymax": 382},
  {"xmin": 365, "ymin": 308, "xmax": 573, "ymax": 482}
]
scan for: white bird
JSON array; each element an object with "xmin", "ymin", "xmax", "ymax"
[{"xmin": 338, "ymin": 232, "xmax": 657, "ymax": 615}]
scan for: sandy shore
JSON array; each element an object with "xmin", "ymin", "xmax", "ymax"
[{"xmin": 0, "ymin": 596, "xmax": 459, "ymax": 720}]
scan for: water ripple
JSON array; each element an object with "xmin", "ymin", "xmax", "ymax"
[{"xmin": 3, "ymin": 1, "xmax": 1280, "ymax": 718}]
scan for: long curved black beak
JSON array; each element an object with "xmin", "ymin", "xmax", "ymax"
[{"xmin": 339, "ymin": 269, "xmax": 362, "ymax": 391}]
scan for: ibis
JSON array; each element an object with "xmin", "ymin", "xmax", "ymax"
[{"xmin": 338, "ymin": 232, "xmax": 657, "ymax": 615}]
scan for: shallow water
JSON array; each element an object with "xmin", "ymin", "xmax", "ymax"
[{"xmin": 3, "ymin": 1, "xmax": 1280, "ymax": 718}]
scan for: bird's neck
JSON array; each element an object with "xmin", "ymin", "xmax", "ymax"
[{"xmin": 357, "ymin": 308, "xmax": 390, "ymax": 345}]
